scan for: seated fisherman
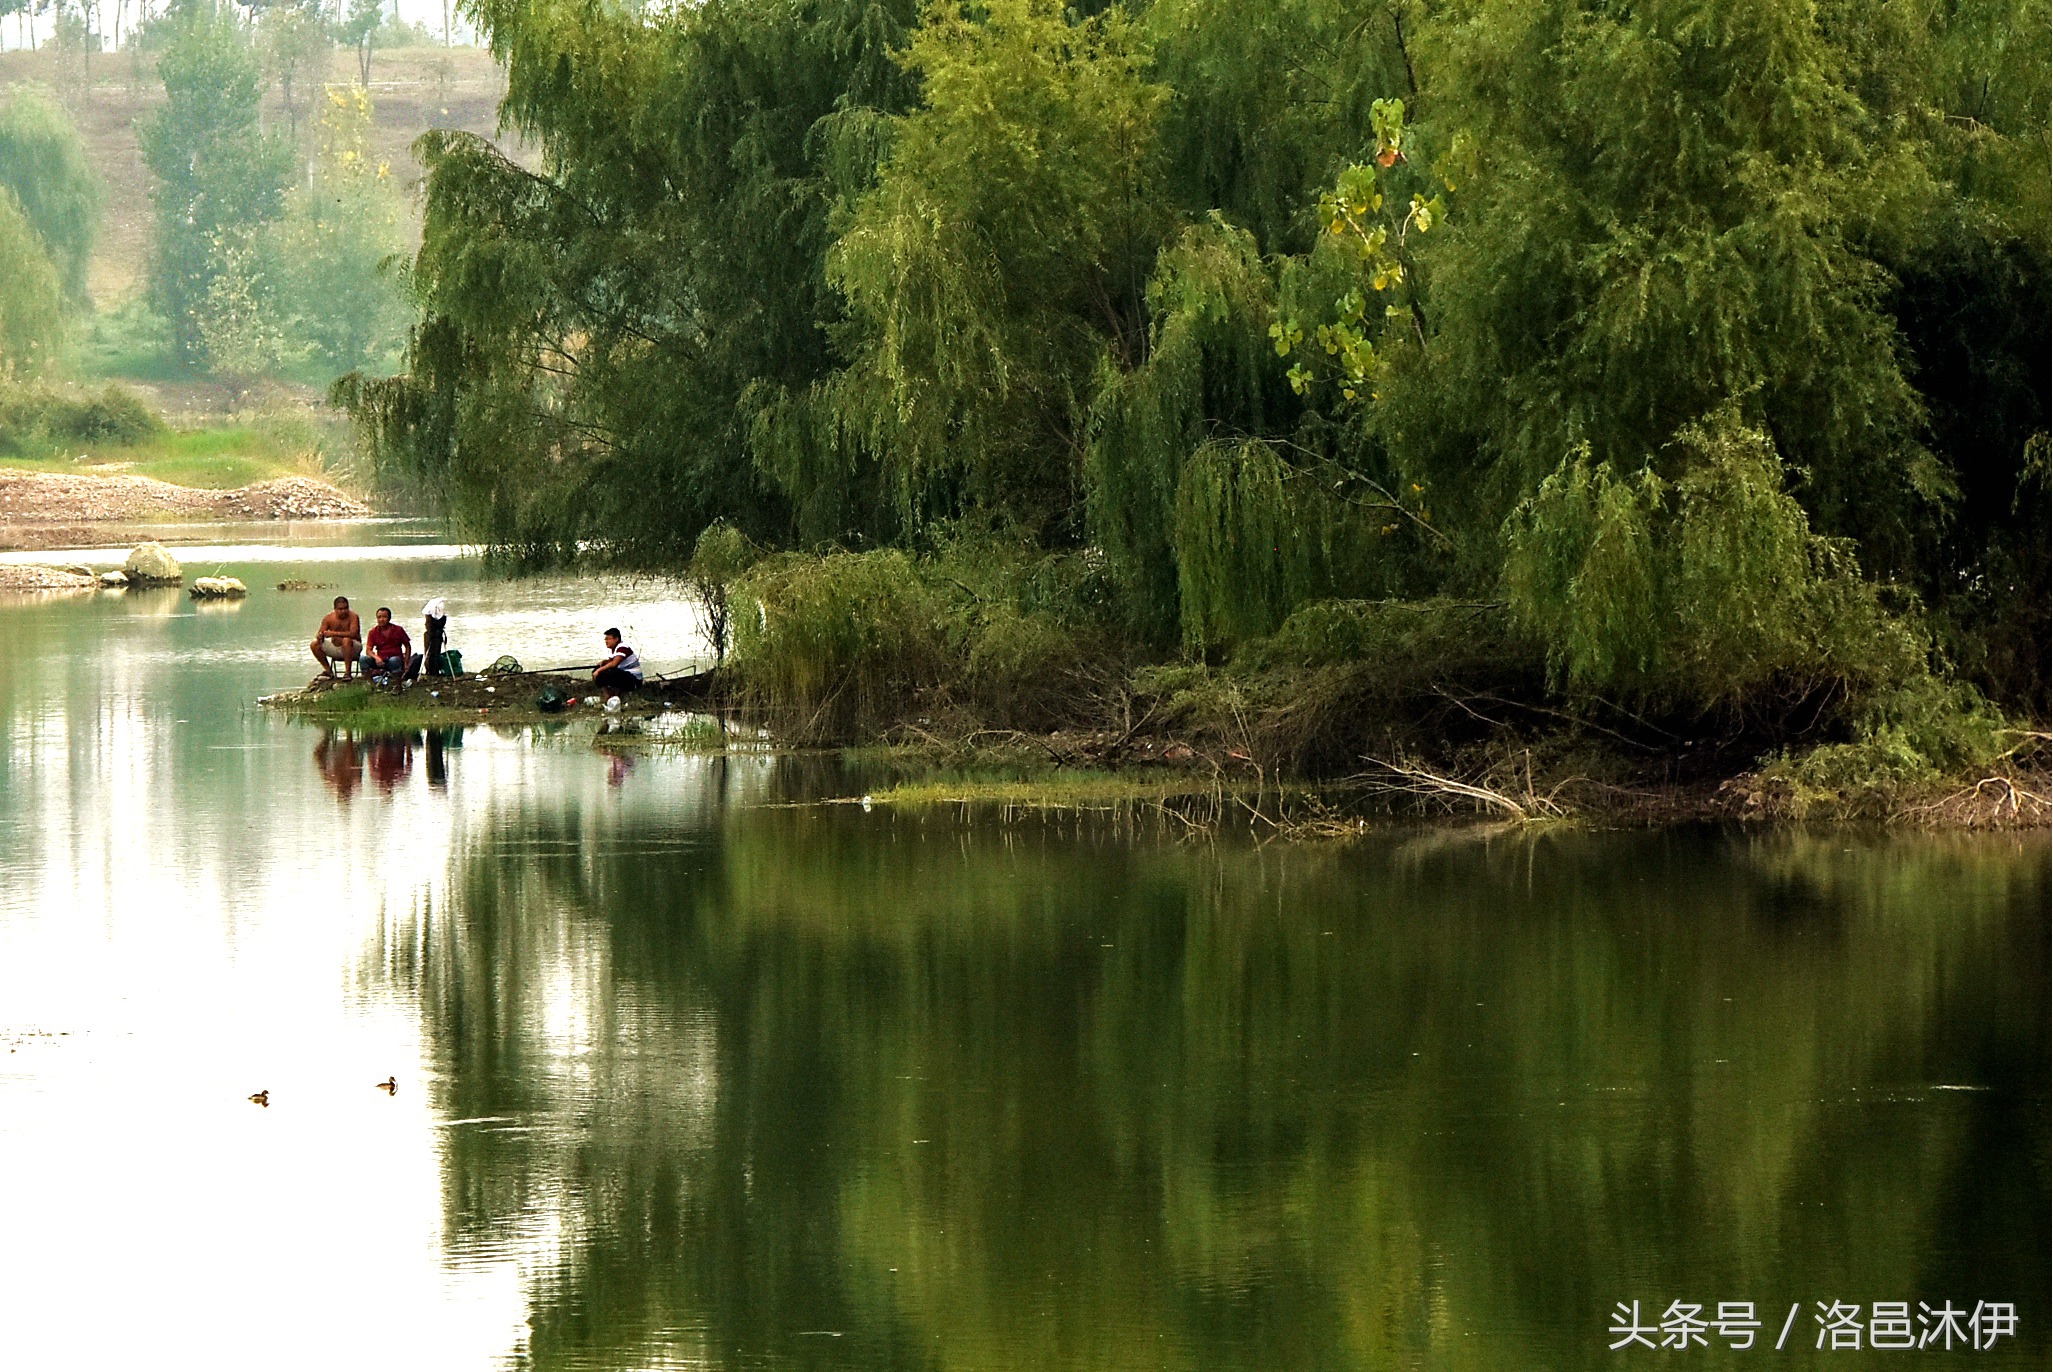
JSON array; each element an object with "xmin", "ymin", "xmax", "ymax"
[
  {"xmin": 359, "ymin": 607, "xmax": 413, "ymax": 685},
  {"xmin": 592, "ymin": 628, "xmax": 643, "ymax": 703},
  {"xmin": 310, "ymin": 596, "xmax": 362, "ymax": 679}
]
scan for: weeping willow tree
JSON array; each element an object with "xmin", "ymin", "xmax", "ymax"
[
  {"xmin": 763, "ymin": 0, "xmax": 1174, "ymax": 543},
  {"xmin": 343, "ymin": 0, "xmax": 921, "ymax": 560},
  {"xmin": 1501, "ymin": 410, "xmax": 1922, "ymax": 707},
  {"xmin": 0, "ymin": 86, "xmax": 100, "ymax": 306},
  {"xmin": 0, "ymin": 190, "xmax": 64, "ymax": 376}
]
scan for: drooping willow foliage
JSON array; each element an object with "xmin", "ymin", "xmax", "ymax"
[
  {"xmin": 0, "ymin": 86, "xmax": 101, "ymax": 306},
  {"xmin": 351, "ymin": 0, "xmax": 2051, "ymax": 715}
]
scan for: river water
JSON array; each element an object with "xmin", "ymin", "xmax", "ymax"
[{"xmin": 0, "ymin": 533, "xmax": 2045, "ymax": 1370}]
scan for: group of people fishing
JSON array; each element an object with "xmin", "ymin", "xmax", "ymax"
[{"xmin": 309, "ymin": 596, "xmax": 645, "ymax": 703}]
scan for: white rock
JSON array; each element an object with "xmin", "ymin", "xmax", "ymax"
[
  {"xmin": 98, "ymin": 570, "xmax": 129, "ymax": 587},
  {"xmin": 123, "ymin": 541, "xmax": 182, "ymax": 584}
]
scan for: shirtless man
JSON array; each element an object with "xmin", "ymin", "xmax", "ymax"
[{"xmin": 310, "ymin": 596, "xmax": 363, "ymax": 679}]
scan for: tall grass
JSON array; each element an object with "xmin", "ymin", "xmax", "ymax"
[{"xmin": 727, "ymin": 550, "xmax": 956, "ymax": 744}]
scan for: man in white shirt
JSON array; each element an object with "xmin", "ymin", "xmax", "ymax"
[{"xmin": 592, "ymin": 628, "xmax": 644, "ymax": 703}]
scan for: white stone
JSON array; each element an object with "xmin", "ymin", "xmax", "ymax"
[{"xmin": 123, "ymin": 541, "xmax": 182, "ymax": 584}]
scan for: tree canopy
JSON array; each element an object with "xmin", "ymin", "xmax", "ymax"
[
  {"xmin": 349, "ymin": 0, "xmax": 2051, "ymax": 715},
  {"xmin": 139, "ymin": 0, "xmax": 293, "ymax": 368},
  {"xmin": 0, "ymin": 85, "xmax": 101, "ymax": 305}
]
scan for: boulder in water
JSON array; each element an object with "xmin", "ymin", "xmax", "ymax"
[
  {"xmin": 190, "ymin": 576, "xmax": 249, "ymax": 599},
  {"xmin": 98, "ymin": 570, "xmax": 129, "ymax": 587},
  {"xmin": 123, "ymin": 542, "xmax": 182, "ymax": 586}
]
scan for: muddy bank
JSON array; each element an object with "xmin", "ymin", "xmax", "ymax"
[{"xmin": 266, "ymin": 667, "xmax": 2050, "ymax": 830}]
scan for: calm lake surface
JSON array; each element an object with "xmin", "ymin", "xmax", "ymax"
[{"xmin": 0, "ymin": 534, "xmax": 2045, "ymax": 1370}]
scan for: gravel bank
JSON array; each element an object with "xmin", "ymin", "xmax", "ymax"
[
  {"xmin": 0, "ymin": 469, "xmax": 371, "ymax": 530},
  {"xmin": 0, "ymin": 564, "xmax": 98, "ymax": 592}
]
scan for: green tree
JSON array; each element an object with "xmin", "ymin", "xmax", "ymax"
[
  {"xmin": 339, "ymin": 0, "xmax": 378, "ymax": 85},
  {"xmin": 273, "ymin": 82, "xmax": 408, "ymax": 375},
  {"xmin": 347, "ymin": 0, "xmax": 2052, "ymax": 724},
  {"xmin": 344, "ymin": 0, "xmax": 920, "ymax": 561},
  {"xmin": 0, "ymin": 190, "xmax": 65, "ymax": 376},
  {"xmin": 138, "ymin": 0, "xmax": 292, "ymax": 368},
  {"xmin": 258, "ymin": 0, "xmax": 332, "ymax": 145},
  {"xmin": 812, "ymin": 0, "xmax": 1172, "ymax": 537},
  {"xmin": 0, "ymin": 85, "xmax": 102, "ymax": 304}
]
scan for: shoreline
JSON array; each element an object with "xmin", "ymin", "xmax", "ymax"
[{"xmin": 265, "ymin": 676, "xmax": 2052, "ymax": 833}]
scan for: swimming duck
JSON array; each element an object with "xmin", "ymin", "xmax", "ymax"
[
  {"xmin": 376, "ymin": 1076, "xmax": 397, "ymax": 1095},
  {"xmin": 249, "ymin": 1090, "xmax": 270, "ymax": 1107}
]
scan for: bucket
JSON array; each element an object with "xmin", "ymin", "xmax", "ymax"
[{"xmin": 441, "ymin": 649, "xmax": 463, "ymax": 676}]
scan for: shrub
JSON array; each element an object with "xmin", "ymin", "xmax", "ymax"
[
  {"xmin": 727, "ymin": 550, "xmax": 957, "ymax": 743},
  {"xmin": 686, "ymin": 522, "xmax": 762, "ymax": 666},
  {"xmin": 1136, "ymin": 597, "xmax": 1547, "ymax": 775},
  {"xmin": 964, "ymin": 606, "xmax": 1089, "ymax": 731},
  {"xmin": 1502, "ymin": 410, "xmax": 1923, "ymax": 708},
  {"xmin": 0, "ymin": 382, "xmax": 166, "ymax": 453}
]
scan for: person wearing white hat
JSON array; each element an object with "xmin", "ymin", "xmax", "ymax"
[{"xmin": 416, "ymin": 598, "xmax": 449, "ymax": 680}]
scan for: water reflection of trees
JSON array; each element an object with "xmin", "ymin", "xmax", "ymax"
[{"xmin": 368, "ymin": 807, "xmax": 2048, "ymax": 1369}]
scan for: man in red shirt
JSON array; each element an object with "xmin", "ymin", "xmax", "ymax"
[{"xmin": 360, "ymin": 607, "xmax": 413, "ymax": 685}]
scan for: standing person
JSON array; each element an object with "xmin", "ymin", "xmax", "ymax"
[
  {"xmin": 423, "ymin": 598, "xmax": 448, "ymax": 674},
  {"xmin": 359, "ymin": 607, "xmax": 413, "ymax": 685},
  {"xmin": 591, "ymin": 628, "xmax": 643, "ymax": 703},
  {"xmin": 411, "ymin": 598, "xmax": 449, "ymax": 681},
  {"xmin": 310, "ymin": 596, "xmax": 363, "ymax": 679}
]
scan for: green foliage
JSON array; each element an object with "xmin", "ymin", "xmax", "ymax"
[
  {"xmin": 1502, "ymin": 412, "xmax": 1922, "ymax": 707},
  {"xmin": 340, "ymin": 0, "xmax": 381, "ymax": 83},
  {"xmin": 1269, "ymin": 102, "xmax": 1450, "ymax": 406},
  {"xmin": 195, "ymin": 225, "xmax": 284, "ymax": 384},
  {"xmin": 1758, "ymin": 677, "xmax": 2012, "ymax": 815},
  {"xmin": 139, "ymin": 0, "xmax": 293, "ymax": 368},
  {"xmin": 271, "ymin": 83, "xmax": 410, "ymax": 376},
  {"xmin": 1139, "ymin": 595, "xmax": 1545, "ymax": 775},
  {"xmin": 685, "ymin": 522, "xmax": 762, "ymax": 666},
  {"xmin": 1234, "ymin": 596, "xmax": 1520, "ymax": 675},
  {"xmin": 727, "ymin": 550, "xmax": 956, "ymax": 743},
  {"xmin": 0, "ymin": 191, "xmax": 64, "ymax": 377},
  {"xmin": 819, "ymin": 0, "xmax": 1172, "ymax": 535},
  {"xmin": 1084, "ymin": 219, "xmax": 1281, "ymax": 642},
  {"xmin": 370, "ymin": 0, "xmax": 2050, "ymax": 750},
  {"xmin": 0, "ymin": 86, "xmax": 101, "ymax": 303},
  {"xmin": 1172, "ymin": 438, "xmax": 1399, "ymax": 650},
  {"xmin": 350, "ymin": 0, "xmax": 921, "ymax": 563},
  {"xmin": 1142, "ymin": 0, "xmax": 1409, "ymax": 250},
  {"xmin": 0, "ymin": 381, "xmax": 165, "ymax": 454},
  {"xmin": 258, "ymin": 0, "xmax": 333, "ymax": 142}
]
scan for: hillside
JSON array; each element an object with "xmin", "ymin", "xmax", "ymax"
[{"xmin": 0, "ymin": 42, "xmax": 508, "ymax": 307}]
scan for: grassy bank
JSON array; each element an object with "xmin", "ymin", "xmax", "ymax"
[
  {"xmin": 259, "ymin": 540, "xmax": 2049, "ymax": 831},
  {"xmin": 713, "ymin": 544, "xmax": 2049, "ymax": 831},
  {"xmin": 268, "ymin": 672, "xmax": 717, "ymax": 732},
  {"xmin": 0, "ymin": 378, "xmax": 358, "ymax": 490},
  {"xmin": 0, "ymin": 422, "xmax": 327, "ymax": 488}
]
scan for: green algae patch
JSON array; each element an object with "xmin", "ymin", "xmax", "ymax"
[{"xmin": 853, "ymin": 767, "xmax": 1254, "ymax": 812}]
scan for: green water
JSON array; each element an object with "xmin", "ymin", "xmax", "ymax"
[{"xmin": 0, "ymin": 547, "xmax": 2045, "ymax": 1370}]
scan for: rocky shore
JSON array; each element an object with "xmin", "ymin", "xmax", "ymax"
[
  {"xmin": 0, "ymin": 469, "xmax": 371, "ymax": 551},
  {"xmin": 0, "ymin": 467, "xmax": 377, "ymax": 588}
]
